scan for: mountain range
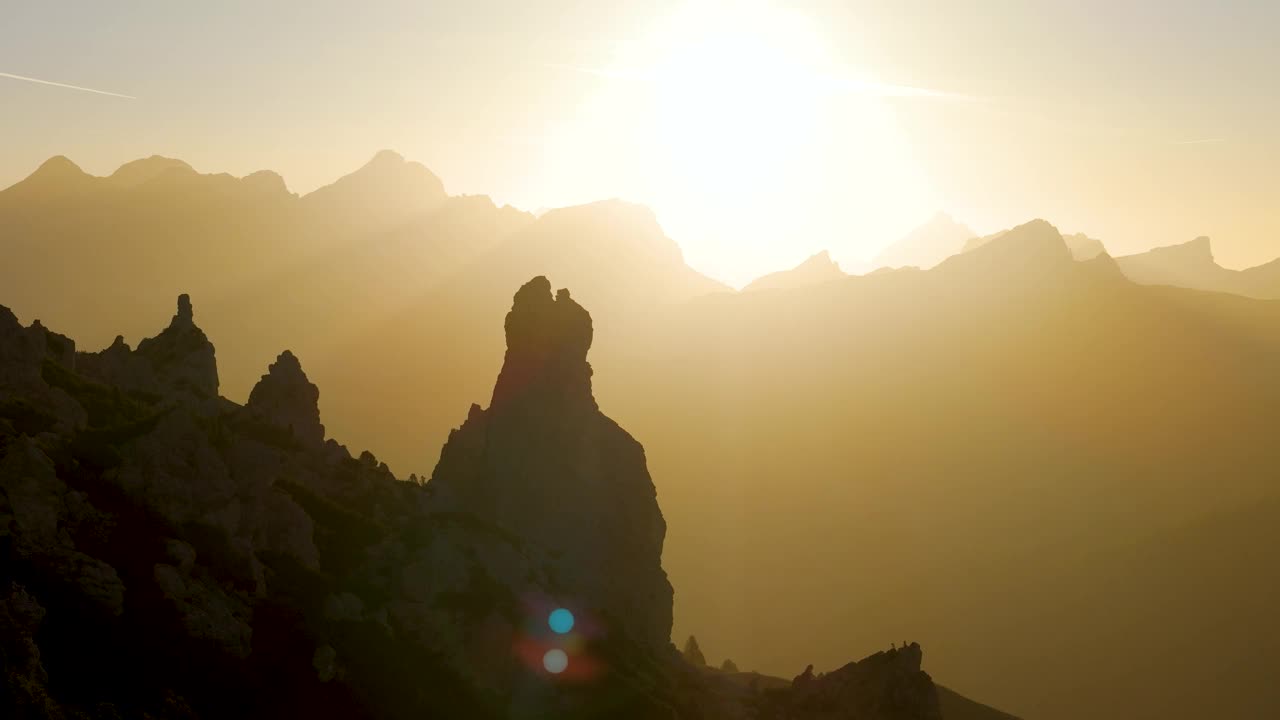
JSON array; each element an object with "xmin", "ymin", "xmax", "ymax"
[
  {"xmin": 4, "ymin": 153, "xmax": 1280, "ymax": 719},
  {"xmin": 0, "ymin": 279, "xmax": 1016, "ymax": 719},
  {"xmin": 1114, "ymin": 235, "xmax": 1280, "ymax": 298}
]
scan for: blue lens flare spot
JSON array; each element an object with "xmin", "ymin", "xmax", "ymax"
[
  {"xmin": 548, "ymin": 608, "xmax": 575, "ymax": 634},
  {"xmin": 543, "ymin": 648, "xmax": 569, "ymax": 674}
]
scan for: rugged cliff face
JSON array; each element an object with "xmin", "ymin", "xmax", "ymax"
[
  {"xmin": 245, "ymin": 350, "xmax": 325, "ymax": 448},
  {"xmin": 427, "ymin": 276, "xmax": 673, "ymax": 656},
  {"xmin": 0, "ymin": 281, "xmax": 950, "ymax": 720}
]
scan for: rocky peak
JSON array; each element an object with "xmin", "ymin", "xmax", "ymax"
[
  {"xmin": 131, "ymin": 294, "xmax": 218, "ymax": 399},
  {"xmin": 301, "ymin": 149, "xmax": 446, "ymax": 220},
  {"xmin": 175, "ymin": 293, "xmax": 194, "ymax": 326},
  {"xmin": 108, "ymin": 155, "xmax": 196, "ymax": 188},
  {"xmin": 6, "ymin": 156, "xmax": 95, "ymax": 198},
  {"xmin": 942, "ymin": 219, "xmax": 1075, "ymax": 281},
  {"xmin": 490, "ymin": 276, "xmax": 595, "ymax": 412},
  {"xmin": 428, "ymin": 276, "xmax": 672, "ymax": 657},
  {"xmin": 246, "ymin": 350, "xmax": 325, "ymax": 447},
  {"xmin": 30, "ymin": 155, "xmax": 89, "ymax": 182},
  {"xmin": 778, "ymin": 643, "xmax": 942, "ymax": 719},
  {"xmin": 683, "ymin": 635, "xmax": 707, "ymax": 666}
]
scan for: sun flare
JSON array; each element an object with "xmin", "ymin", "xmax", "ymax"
[
  {"xmin": 551, "ymin": 1, "xmax": 940, "ymax": 286},
  {"xmin": 645, "ymin": 4, "xmax": 828, "ymax": 196}
]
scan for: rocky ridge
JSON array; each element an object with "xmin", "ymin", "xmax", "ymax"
[{"xmin": 1, "ymin": 282, "xmax": 951, "ymax": 720}]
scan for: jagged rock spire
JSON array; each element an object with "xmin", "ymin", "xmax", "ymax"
[
  {"xmin": 175, "ymin": 293, "xmax": 194, "ymax": 325},
  {"xmin": 428, "ymin": 276, "xmax": 672, "ymax": 657},
  {"xmin": 132, "ymin": 294, "xmax": 218, "ymax": 399},
  {"xmin": 247, "ymin": 350, "xmax": 325, "ymax": 447},
  {"xmin": 489, "ymin": 276, "xmax": 595, "ymax": 412},
  {"xmin": 683, "ymin": 635, "xmax": 706, "ymax": 666}
]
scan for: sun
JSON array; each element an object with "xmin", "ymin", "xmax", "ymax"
[
  {"xmin": 537, "ymin": 1, "xmax": 938, "ymax": 286},
  {"xmin": 644, "ymin": 3, "xmax": 829, "ymax": 198}
]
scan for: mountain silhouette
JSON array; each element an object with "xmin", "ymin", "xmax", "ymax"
[
  {"xmin": 5, "ymin": 152, "xmax": 1280, "ymax": 719},
  {"xmin": 871, "ymin": 212, "xmax": 976, "ymax": 270},
  {"xmin": 300, "ymin": 149, "xmax": 446, "ymax": 232},
  {"xmin": 1115, "ymin": 235, "xmax": 1280, "ymax": 298},
  {"xmin": 108, "ymin": 155, "xmax": 199, "ymax": 188},
  {"xmin": 599, "ymin": 216, "xmax": 1280, "ymax": 720},
  {"xmin": 0, "ymin": 283, "xmax": 997, "ymax": 719},
  {"xmin": 0, "ymin": 155, "xmax": 726, "ymax": 477},
  {"xmin": 961, "ymin": 224, "xmax": 1109, "ymax": 261},
  {"xmin": 743, "ymin": 250, "xmax": 845, "ymax": 292}
]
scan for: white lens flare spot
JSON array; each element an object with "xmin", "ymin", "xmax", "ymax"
[{"xmin": 543, "ymin": 648, "xmax": 569, "ymax": 674}]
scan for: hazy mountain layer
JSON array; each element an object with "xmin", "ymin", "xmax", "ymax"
[
  {"xmin": 743, "ymin": 251, "xmax": 846, "ymax": 293},
  {"xmin": 5, "ymin": 155, "xmax": 1280, "ymax": 719},
  {"xmin": 961, "ymin": 225, "xmax": 1108, "ymax": 261},
  {"xmin": 598, "ymin": 221, "xmax": 1280, "ymax": 720},
  {"xmin": 0, "ymin": 283, "xmax": 994, "ymax": 719},
  {"xmin": 871, "ymin": 213, "xmax": 976, "ymax": 271},
  {"xmin": 1115, "ymin": 235, "xmax": 1280, "ymax": 298}
]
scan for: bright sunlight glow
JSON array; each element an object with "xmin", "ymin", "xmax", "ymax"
[
  {"xmin": 647, "ymin": 3, "xmax": 826, "ymax": 198},
  {"xmin": 539, "ymin": 1, "xmax": 939, "ymax": 287}
]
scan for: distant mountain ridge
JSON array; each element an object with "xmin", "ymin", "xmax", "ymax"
[
  {"xmin": 1115, "ymin": 235, "xmax": 1280, "ymax": 298},
  {"xmin": 0, "ymin": 152, "xmax": 729, "ymax": 479},
  {"xmin": 743, "ymin": 250, "xmax": 846, "ymax": 292},
  {"xmin": 961, "ymin": 225, "xmax": 1108, "ymax": 262},
  {"xmin": 6, "ymin": 152, "xmax": 1280, "ymax": 720},
  {"xmin": 872, "ymin": 212, "xmax": 975, "ymax": 270},
  {"xmin": 0, "ymin": 281, "xmax": 1010, "ymax": 719}
]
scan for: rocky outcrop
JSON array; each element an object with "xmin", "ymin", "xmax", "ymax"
[
  {"xmin": 0, "ymin": 305, "xmax": 88, "ymax": 433},
  {"xmin": 246, "ymin": 350, "xmax": 325, "ymax": 447},
  {"xmin": 77, "ymin": 294, "xmax": 219, "ymax": 401},
  {"xmin": 0, "ymin": 282, "xmax": 951, "ymax": 720},
  {"xmin": 135, "ymin": 294, "xmax": 219, "ymax": 399},
  {"xmin": 427, "ymin": 276, "xmax": 673, "ymax": 656},
  {"xmin": 684, "ymin": 635, "xmax": 707, "ymax": 666},
  {"xmin": 758, "ymin": 644, "xmax": 942, "ymax": 720}
]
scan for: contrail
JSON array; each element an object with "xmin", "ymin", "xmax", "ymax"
[
  {"xmin": 1172, "ymin": 138, "xmax": 1225, "ymax": 145},
  {"xmin": 0, "ymin": 71, "xmax": 135, "ymax": 99}
]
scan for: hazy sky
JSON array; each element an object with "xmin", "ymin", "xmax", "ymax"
[{"xmin": 4, "ymin": 0, "xmax": 1278, "ymax": 285}]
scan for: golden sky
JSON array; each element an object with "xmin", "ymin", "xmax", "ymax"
[{"xmin": 3, "ymin": 0, "xmax": 1278, "ymax": 286}]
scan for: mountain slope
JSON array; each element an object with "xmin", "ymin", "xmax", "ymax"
[
  {"xmin": 0, "ymin": 156, "xmax": 726, "ymax": 476},
  {"xmin": 7, "ymin": 154, "xmax": 1280, "ymax": 719},
  {"xmin": 1115, "ymin": 236, "xmax": 1280, "ymax": 299},
  {"xmin": 744, "ymin": 250, "xmax": 846, "ymax": 292},
  {"xmin": 596, "ymin": 218, "xmax": 1280, "ymax": 720},
  {"xmin": 962, "ymin": 224, "xmax": 1109, "ymax": 261},
  {"xmin": 0, "ymin": 285, "xmax": 967, "ymax": 720}
]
